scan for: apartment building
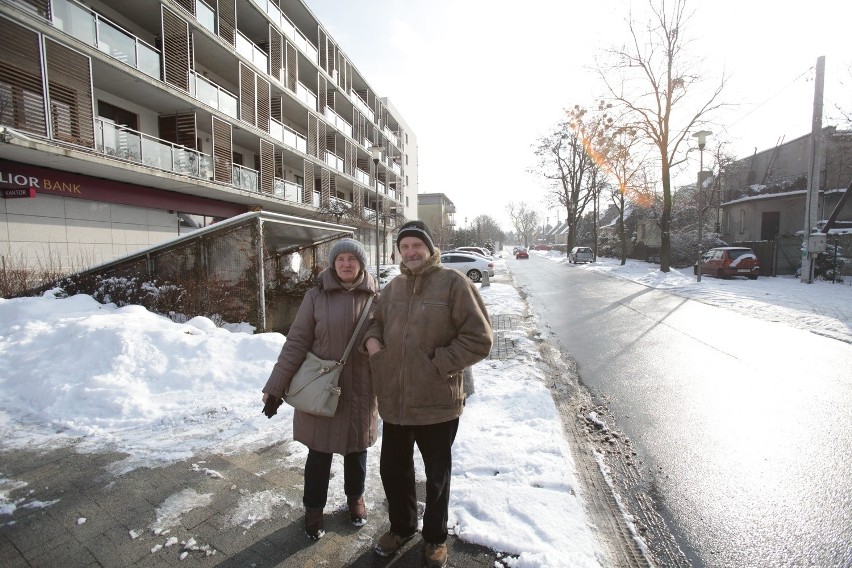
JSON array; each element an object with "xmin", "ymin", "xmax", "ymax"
[
  {"xmin": 417, "ymin": 192, "xmax": 455, "ymax": 250},
  {"xmin": 0, "ymin": 0, "xmax": 417, "ymax": 272}
]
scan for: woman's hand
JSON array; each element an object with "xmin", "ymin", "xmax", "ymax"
[{"xmin": 366, "ymin": 337, "xmax": 383, "ymax": 356}]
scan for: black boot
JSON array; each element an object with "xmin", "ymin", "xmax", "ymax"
[{"xmin": 305, "ymin": 508, "xmax": 325, "ymax": 540}]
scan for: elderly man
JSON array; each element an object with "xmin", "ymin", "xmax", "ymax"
[{"xmin": 365, "ymin": 220, "xmax": 493, "ymax": 568}]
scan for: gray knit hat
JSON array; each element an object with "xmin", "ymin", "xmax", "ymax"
[
  {"xmin": 329, "ymin": 238, "xmax": 367, "ymax": 269},
  {"xmin": 396, "ymin": 220, "xmax": 435, "ymax": 255}
]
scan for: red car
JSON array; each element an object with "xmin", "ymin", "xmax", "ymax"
[
  {"xmin": 694, "ymin": 247, "xmax": 760, "ymax": 279},
  {"xmin": 515, "ymin": 248, "xmax": 529, "ymax": 259}
]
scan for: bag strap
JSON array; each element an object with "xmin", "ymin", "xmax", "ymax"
[{"xmin": 339, "ymin": 295, "xmax": 373, "ymax": 364}]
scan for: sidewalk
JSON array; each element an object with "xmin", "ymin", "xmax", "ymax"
[{"xmin": 0, "ymin": 443, "xmax": 500, "ymax": 567}]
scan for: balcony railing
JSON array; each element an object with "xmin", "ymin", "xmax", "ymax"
[
  {"xmin": 52, "ymin": 0, "xmax": 160, "ymax": 79},
  {"xmin": 249, "ymin": 0, "xmax": 318, "ymax": 65},
  {"xmin": 384, "ymin": 127, "xmax": 399, "ymax": 148},
  {"xmin": 296, "ymin": 82, "xmax": 317, "ymax": 111},
  {"xmin": 273, "ymin": 178, "xmax": 302, "ymax": 202},
  {"xmin": 232, "ymin": 163, "xmax": 259, "ymax": 192},
  {"xmin": 95, "ymin": 118, "xmax": 213, "ymax": 180},
  {"xmin": 351, "ymin": 92, "xmax": 374, "ymax": 123},
  {"xmin": 355, "ymin": 168, "xmax": 369, "ymax": 185},
  {"xmin": 190, "ymin": 71, "xmax": 238, "ymax": 118},
  {"xmin": 269, "ymin": 117, "xmax": 307, "ymax": 154},
  {"xmin": 196, "ymin": 0, "xmax": 215, "ymax": 33},
  {"xmin": 325, "ymin": 151, "xmax": 344, "ymax": 173},
  {"xmin": 236, "ymin": 30, "xmax": 268, "ymax": 74},
  {"xmin": 311, "ymin": 191, "xmax": 321, "ymax": 207},
  {"xmin": 324, "ymin": 107, "xmax": 352, "ymax": 138}
]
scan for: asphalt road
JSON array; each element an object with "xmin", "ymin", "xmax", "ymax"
[{"xmin": 509, "ymin": 253, "xmax": 852, "ymax": 567}]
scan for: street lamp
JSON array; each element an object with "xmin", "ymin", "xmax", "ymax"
[
  {"xmin": 692, "ymin": 130, "xmax": 712, "ymax": 282},
  {"xmin": 368, "ymin": 145, "xmax": 384, "ymax": 281}
]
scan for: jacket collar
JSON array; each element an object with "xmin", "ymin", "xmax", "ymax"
[
  {"xmin": 400, "ymin": 248, "xmax": 442, "ymax": 278},
  {"xmin": 320, "ymin": 267, "xmax": 378, "ymax": 294}
]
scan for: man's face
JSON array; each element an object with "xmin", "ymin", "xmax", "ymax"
[{"xmin": 398, "ymin": 236, "xmax": 430, "ymax": 270}]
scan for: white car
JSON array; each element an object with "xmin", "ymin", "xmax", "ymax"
[
  {"xmin": 440, "ymin": 251, "xmax": 494, "ymax": 282},
  {"xmin": 455, "ymin": 246, "xmax": 492, "ymax": 259},
  {"xmin": 568, "ymin": 246, "xmax": 595, "ymax": 263}
]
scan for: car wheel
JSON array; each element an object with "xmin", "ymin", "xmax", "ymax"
[
  {"xmin": 467, "ymin": 269, "xmax": 482, "ymax": 282},
  {"xmin": 748, "ymin": 275, "xmax": 758, "ymax": 280},
  {"xmin": 716, "ymin": 269, "xmax": 727, "ymax": 279}
]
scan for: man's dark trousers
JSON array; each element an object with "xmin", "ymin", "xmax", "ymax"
[{"xmin": 380, "ymin": 418, "xmax": 460, "ymax": 544}]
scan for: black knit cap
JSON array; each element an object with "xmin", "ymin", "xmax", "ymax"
[{"xmin": 396, "ymin": 220, "xmax": 435, "ymax": 255}]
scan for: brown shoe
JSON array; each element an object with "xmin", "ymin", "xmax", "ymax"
[
  {"xmin": 373, "ymin": 530, "xmax": 417, "ymax": 557},
  {"xmin": 304, "ymin": 508, "xmax": 324, "ymax": 540},
  {"xmin": 347, "ymin": 496, "xmax": 366, "ymax": 527},
  {"xmin": 424, "ymin": 541, "xmax": 448, "ymax": 568}
]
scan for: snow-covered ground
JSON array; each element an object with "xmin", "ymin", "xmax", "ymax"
[{"xmin": 1, "ymin": 251, "xmax": 849, "ymax": 567}]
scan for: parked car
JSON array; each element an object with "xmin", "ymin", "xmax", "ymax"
[
  {"xmin": 568, "ymin": 246, "xmax": 594, "ymax": 264},
  {"xmin": 440, "ymin": 252, "xmax": 494, "ymax": 282},
  {"xmin": 694, "ymin": 247, "xmax": 760, "ymax": 279},
  {"xmin": 515, "ymin": 248, "xmax": 529, "ymax": 259},
  {"xmin": 455, "ymin": 246, "xmax": 492, "ymax": 259},
  {"xmin": 512, "ymin": 246, "xmax": 521, "ymax": 255}
]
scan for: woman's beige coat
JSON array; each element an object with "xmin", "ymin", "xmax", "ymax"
[{"xmin": 263, "ymin": 269, "xmax": 378, "ymax": 454}]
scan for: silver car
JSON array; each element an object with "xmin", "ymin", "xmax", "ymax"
[
  {"xmin": 568, "ymin": 246, "xmax": 595, "ymax": 264},
  {"xmin": 440, "ymin": 252, "xmax": 494, "ymax": 282}
]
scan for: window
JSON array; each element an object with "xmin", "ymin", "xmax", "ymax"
[{"xmin": 739, "ymin": 210, "xmax": 745, "ymax": 233}]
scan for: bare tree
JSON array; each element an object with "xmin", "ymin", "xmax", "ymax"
[
  {"xmin": 471, "ymin": 214, "xmax": 505, "ymax": 252},
  {"xmin": 506, "ymin": 202, "xmax": 540, "ymax": 248},
  {"xmin": 599, "ymin": 0, "xmax": 726, "ymax": 271},
  {"xmin": 534, "ymin": 104, "xmax": 611, "ymax": 253}
]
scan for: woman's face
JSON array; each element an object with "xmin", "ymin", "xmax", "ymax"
[{"xmin": 334, "ymin": 252, "xmax": 361, "ymax": 283}]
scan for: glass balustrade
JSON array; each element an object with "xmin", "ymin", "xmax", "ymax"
[
  {"xmin": 236, "ymin": 31, "xmax": 268, "ymax": 73},
  {"xmin": 273, "ymin": 178, "xmax": 302, "ymax": 202},
  {"xmin": 196, "ymin": 0, "xmax": 215, "ymax": 33},
  {"xmin": 190, "ymin": 71, "xmax": 238, "ymax": 119},
  {"xmin": 232, "ymin": 164, "xmax": 259, "ymax": 192},
  {"xmin": 296, "ymin": 82, "xmax": 317, "ymax": 111},
  {"xmin": 312, "ymin": 191, "xmax": 320, "ymax": 207},
  {"xmin": 52, "ymin": 0, "xmax": 159, "ymax": 80},
  {"xmin": 355, "ymin": 169, "xmax": 369, "ymax": 185},
  {"xmin": 95, "ymin": 119, "xmax": 213, "ymax": 180},
  {"xmin": 269, "ymin": 117, "xmax": 307, "ymax": 154}
]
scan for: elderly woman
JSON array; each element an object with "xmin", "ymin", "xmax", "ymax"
[{"xmin": 262, "ymin": 238, "xmax": 378, "ymax": 540}]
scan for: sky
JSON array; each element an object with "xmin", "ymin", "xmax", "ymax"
[
  {"xmin": 2, "ymin": 251, "xmax": 850, "ymax": 566},
  {"xmin": 303, "ymin": 0, "xmax": 852, "ymax": 229}
]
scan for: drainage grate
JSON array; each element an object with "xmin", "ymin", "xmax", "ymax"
[{"xmin": 489, "ymin": 314, "xmax": 518, "ymax": 359}]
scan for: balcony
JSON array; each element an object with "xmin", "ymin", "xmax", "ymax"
[
  {"xmin": 351, "ymin": 91, "xmax": 374, "ymax": 123},
  {"xmin": 273, "ymin": 178, "xmax": 302, "ymax": 202},
  {"xmin": 296, "ymin": 82, "xmax": 317, "ymax": 111},
  {"xmin": 232, "ymin": 163, "xmax": 259, "ymax": 192},
  {"xmin": 249, "ymin": 0, "xmax": 318, "ymax": 65},
  {"xmin": 190, "ymin": 71, "xmax": 238, "ymax": 119},
  {"xmin": 95, "ymin": 118, "xmax": 213, "ymax": 180},
  {"xmin": 384, "ymin": 127, "xmax": 398, "ymax": 148},
  {"xmin": 52, "ymin": 0, "xmax": 159, "ymax": 79},
  {"xmin": 269, "ymin": 117, "xmax": 307, "ymax": 154},
  {"xmin": 325, "ymin": 151, "xmax": 344, "ymax": 173},
  {"xmin": 324, "ymin": 107, "xmax": 352, "ymax": 138},
  {"xmin": 236, "ymin": 31, "xmax": 268, "ymax": 74},
  {"xmin": 195, "ymin": 0, "xmax": 215, "ymax": 34}
]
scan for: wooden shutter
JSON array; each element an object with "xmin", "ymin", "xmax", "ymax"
[
  {"xmin": 0, "ymin": 18, "xmax": 47, "ymax": 136},
  {"xmin": 161, "ymin": 7, "xmax": 190, "ymax": 92},
  {"xmin": 173, "ymin": 0, "xmax": 193, "ymax": 15},
  {"xmin": 302, "ymin": 159, "xmax": 314, "ymax": 204},
  {"xmin": 212, "ymin": 116, "xmax": 232, "ymax": 183},
  {"xmin": 259, "ymin": 139, "xmax": 274, "ymax": 195},
  {"xmin": 239, "ymin": 63, "xmax": 256, "ymax": 127},
  {"xmin": 256, "ymin": 75, "xmax": 270, "ymax": 133},
  {"xmin": 159, "ymin": 111, "xmax": 196, "ymax": 149},
  {"xmin": 269, "ymin": 28, "xmax": 283, "ymax": 83},
  {"xmin": 317, "ymin": 120, "xmax": 327, "ymax": 161},
  {"xmin": 320, "ymin": 168, "xmax": 331, "ymax": 207},
  {"xmin": 285, "ymin": 41, "xmax": 297, "ymax": 92},
  {"xmin": 317, "ymin": 73, "xmax": 327, "ymax": 115},
  {"xmin": 218, "ymin": 0, "xmax": 235, "ymax": 45},
  {"xmin": 44, "ymin": 38, "xmax": 94, "ymax": 148},
  {"xmin": 307, "ymin": 112, "xmax": 318, "ymax": 158},
  {"xmin": 344, "ymin": 139, "xmax": 355, "ymax": 176}
]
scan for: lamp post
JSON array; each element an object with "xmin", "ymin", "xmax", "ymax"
[
  {"xmin": 692, "ymin": 130, "xmax": 712, "ymax": 282},
  {"xmin": 368, "ymin": 145, "xmax": 384, "ymax": 281}
]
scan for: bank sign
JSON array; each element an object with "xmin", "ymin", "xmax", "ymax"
[{"xmin": 1, "ymin": 187, "xmax": 36, "ymax": 199}]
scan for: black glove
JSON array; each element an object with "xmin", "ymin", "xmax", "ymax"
[{"xmin": 262, "ymin": 396, "xmax": 283, "ymax": 418}]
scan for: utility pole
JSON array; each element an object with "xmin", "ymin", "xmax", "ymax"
[{"xmin": 801, "ymin": 56, "xmax": 826, "ymax": 284}]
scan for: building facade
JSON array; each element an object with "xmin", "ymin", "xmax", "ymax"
[
  {"xmin": 417, "ymin": 192, "xmax": 455, "ymax": 250},
  {"xmin": 0, "ymin": 0, "xmax": 417, "ymax": 273}
]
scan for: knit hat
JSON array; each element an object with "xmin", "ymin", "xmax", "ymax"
[
  {"xmin": 396, "ymin": 220, "xmax": 435, "ymax": 255},
  {"xmin": 329, "ymin": 238, "xmax": 368, "ymax": 269}
]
